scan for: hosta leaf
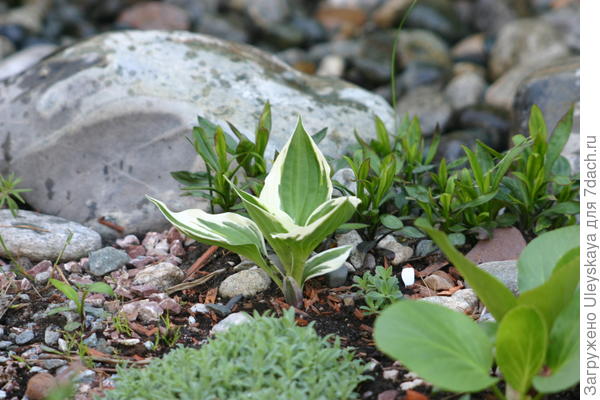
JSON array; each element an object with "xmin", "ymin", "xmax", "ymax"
[
  {"xmin": 148, "ymin": 197, "xmax": 268, "ymax": 267},
  {"xmin": 302, "ymin": 246, "xmax": 352, "ymax": 284},
  {"xmin": 260, "ymin": 118, "xmax": 332, "ymax": 225},
  {"xmin": 496, "ymin": 306, "xmax": 547, "ymax": 395},
  {"xmin": 518, "ymin": 225, "xmax": 579, "ymax": 292},
  {"xmin": 533, "ymin": 291, "xmax": 579, "ymax": 393},
  {"xmin": 374, "ymin": 301, "xmax": 497, "ymax": 392}
]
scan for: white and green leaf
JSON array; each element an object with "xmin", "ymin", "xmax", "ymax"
[
  {"xmin": 302, "ymin": 245, "xmax": 352, "ymax": 284},
  {"xmin": 148, "ymin": 196, "xmax": 268, "ymax": 267}
]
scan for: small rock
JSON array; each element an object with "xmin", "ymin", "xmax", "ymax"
[
  {"xmin": 473, "ymin": 0, "xmax": 517, "ymax": 34},
  {"xmin": 423, "ymin": 274, "xmax": 454, "ymax": 291},
  {"xmin": 466, "ymin": 227, "xmax": 526, "ymax": 264},
  {"xmin": 415, "ymin": 239, "xmax": 437, "ymax": 257},
  {"xmin": 26, "ymin": 373, "xmax": 59, "ymax": 400},
  {"xmin": 451, "ymin": 288, "xmax": 479, "ymax": 311},
  {"xmin": 190, "ymin": 303, "xmax": 210, "ymax": 314},
  {"xmin": 246, "ymin": 0, "xmax": 289, "ymax": 29},
  {"xmin": 218, "ymin": 268, "xmax": 271, "ymax": 298},
  {"xmin": 158, "ymin": 298, "xmax": 181, "ymax": 314},
  {"xmin": 396, "ymin": 86, "xmax": 452, "ymax": 136},
  {"xmin": 472, "ymin": 260, "xmax": 518, "ymax": 295},
  {"xmin": 327, "ymin": 264, "xmax": 349, "ymax": 287},
  {"xmin": 118, "ymin": 1, "xmax": 190, "ymax": 30},
  {"xmin": 34, "ymin": 270, "xmax": 51, "ymax": 284},
  {"xmin": 420, "ymin": 288, "xmax": 479, "ymax": 314},
  {"xmin": 382, "ymin": 369, "xmax": 399, "ymax": 380},
  {"xmin": 0, "ymin": 36, "xmax": 15, "ymax": 60},
  {"xmin": 44, "ymin": 327, "xmax": 60, "ymax": 346},
  {"xmin": 451, "ymin": 33, "xmax": 486, "ymax": 64},
  {"xmin": 335, "ymin": 230, "xmax": 364, "ymax": 269},
  {"xmin": 169, "ymin": 240, "xmax": 185, "ymax": 257},
  {"xmin": 138, "ymin": 301, "xmax": 164, "ymax": 323},
  {"xmin": 332, "ymin": 168, "xmax": 357, "ymax": 196},
  {"xmin": 399, "ymin": 379, "xmax": 424, "ymax": 391},
  {"xmin": 377, "ymin": 389, "xmax": 400, "ymax": 400},
  {"xmin": 0, "ymin": 341, "xmax": 12, "ymax": 349},
  {"xmin": 317, "ymin": 55, "xmax": 345, "ymax": 77},
  {"xmin": 445, "ymin": 72, "xmax": 486, "ymax": 110},
  {"xmin": 132, "ymin": 262, "xmax": 184, "ymax": 291},
  {"xmin": 0, "ymin": 210, "xmax": 101, "ymax": 262},
  {"xmin": 205, "ymin": 303, "xmax": 231, "ymax": 317},
  {"xmin": 15, "ymin": 329, "xmax": 34, "ymax": 345},
  {"xmin": 27, "ymin": 260, "xmax": 52, "ymax": 275},
  {"xmin": 373, "ymin": 0, "xmax": 413, "ymax": 27},
  {"xmin": 211, "ymin": 312, "xmax": 252, "ymax": 334},
  {"xmin": 489, "ymin": 19, "xmax": 569, "ymax": 80},
  {"xmin": 397, "ymin": 29, "xmax": 452, "ymax": 69},
  {"xmin": 485, "ymin": 64, "xmax": 542, "ymax": 111},
  {"xmin": 364, "ymin": 253, "xmax": 376, "ymax": 270},
  {"xmin": 377, "ymin": 235, "xmax": 413, "ymax": 266},
  {"xmin": 88, "ymin": 247, "xmax": 130, "ymax": 277},
  {"xmin": 116, "ymin": 235, "xmax": 140, "ymax": 249}
]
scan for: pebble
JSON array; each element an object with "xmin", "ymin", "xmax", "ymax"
[
  {"xmin": 116, "ymin": 235, "xmax": 140, "ymax": 249},
  {"xmin": 117, "ymin": 2, "xmax": 190, "ymax": 30},
  {"xmin": 0, "ymin": 341, "xmax": 12, "ymax": 349},
  {"xmin": 190, "ymin": 303, "xmax": 210, "ymax": 314},
  {"xmin": 396, "ymin": 86, "xmax": 452, "ymax": 136},
  {"xmin": 121, "ymin": 300, "xmax": 163, "ymax": 323},
  {"xmin": 423, "ymin": 274, "xmax": 454, "ymax": 291},
  {"xmin": 15, "ymin": 329, "xmax": 34, "ymax": 345},
  {"xmin": 88, "ymin": 247, "xmax": 130, "ymax": 277},
  {"xmin": 317, "ymin": 55, "xmax": 345, "ymax": 77},
  {"xmin": 335, "ymin": 230, "xmax": 364, "ymax": 270},
  {"xmin": 489, "ymin": 19, "xmax": 569, "ymax": 80},
  {"xmin": 211, "ymin": 312, "xmax": 252, "ymax": 334},
  {"xmin": 0, "ymin": 210, "xmax": 101, "ymax": 262},
  {"xmin": 415, "ymin": 239, "xmax": 437, "ymax": 257},
  {"xmin": 466, "ymin": 227, "xmax": 526, "ymax": 265},
  {"xmin": 376, "ymin": 235, "xmax": 413, "ymax": 266},
  {"xmin": 327, "ymin": 263, "xmax": 349, "ymax": 287},
  {"xmin": 470, "ymin": 260, "xmax": 519, "ymax": 295},
  {"xmin": 218, "ymin": 268, "xmax": 271, "ymax": 299},
  {"xmin": 445, "ymin": 71, "xmax": 486, "ymax": 110},
  {"xmin": 41, "ymin": 359, "xmax": 67, "ymax": 370},
  {"xmin": 44, "ymin": 327, "xmax": 60, "ymax": 346},
  {"xmin": 397, "ymin": 29, "xmax": 452, "ymax": 69},
  {"xmin": 420, "ymin": 288, "xmax": 479, "ymax": 313},
  {"xmin": 131, "ymin": 262, "xmax": 184, "ymax": 291},
  {"xmin": 205, "ymin": 303, "xmax": 231, "ymax": 317}
]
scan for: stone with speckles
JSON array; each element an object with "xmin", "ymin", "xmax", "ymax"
[{"xmin": 0, "ymin": 31, "xmax": 394, "ymax": 236}]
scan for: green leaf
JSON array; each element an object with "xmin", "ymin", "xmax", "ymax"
[
  {"xmin": 302, "ymin": 246, "xmax": 352, "ymax": 284},
  {"xmin": 49, "ymin": 279, "xmax": 80, "ymax": 305},
  {"xmin": 533, "ymin": 291, "xmax": 580, "ymax": 393},
  {"xmin": 64, "ymin": 321, "xmax": 82, "ymax": 332},
  {"xmin": 374, "ymin": 116, "xmax": 392, "ymax": 155},
  {"xmin": 374, "ymin": 301, "xmax": 497, "ymax": 392},
  {"xmin": 517, "ymin": 247, "xmax": 579, "ymax": 329},
  {"xmin": 397, "ymin": 226, "xmax": 425, "ymax": 239},
  {"xmin": 528, "ymin": 105, "xmax": 548, "ymax": 146},
  {"xmin": 86, "ymin": 282, "xmax": 115, "ymax": 297},
  {"xmin": 545, "ymin": 106, "xmax": 574, "ymax": 176},
  {"xmin": 496, "ymin": 305, "xmax": 547, "ymax": 395},
  {"xmin": 336, "ymin": 223, "xmax": 369, "ymax": 233},
  {"xmin": 260, "ymin": 118, "xmax": 332, "ymax": 225},
  {"xmin": 518, "ymin": 225, "xmax": 579, "ymax": 292},
  {"xmin": 46, "ymin": 305, "xmax": 74, "ymax": 316},
  {"xmin": 381, "ymin": 214, "xmax": 404, "ymax": 230},
  {"xmin": 415, "ymin": 219, "xmax": 517, "ymax": 321},
  {"xmin": 148, "ymin": 197, "xmax": 269, "ymax": 272},
  {"xmin": 192, "ymin": 125, "xmax": 219, "ymax": 171},
  {"xmin": 311, "ymin": 127, "xmax": 328, "ymax": 145}
]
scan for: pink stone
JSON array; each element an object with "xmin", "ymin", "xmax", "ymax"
[
  {"xmin": 127, "ymin": 245, "xmax": 146, "ymax": 259},
  {"xmin": 466, "ymin": 227, "xmax": 526, "ymax": 264},
  {"xmin": 169, "ymin": 240, "xmax": 185, "ymax": 257},
  {"xmin": 28, "ymin": 260, "xmax": 52, "ymax": 275}
]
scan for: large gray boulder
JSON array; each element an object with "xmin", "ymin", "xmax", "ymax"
[{"xmin": 0, "ymin": 31, "xmax": 394, "ymax": 236}]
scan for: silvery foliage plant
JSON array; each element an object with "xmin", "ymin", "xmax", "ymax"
[{"xmin": 149, "ymin": 118, "xmax": 360, "ymax": 306}]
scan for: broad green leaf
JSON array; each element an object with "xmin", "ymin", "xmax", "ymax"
[
  {"xmin": 374, "ymin": 116, "xmax": 392, "ymax": 154},
  {"xmin": 533, "ymin": 291, "xmax": 580, "ymax": 393},
  {"xmin": 192, "ymin": 125, "xmax": 219, "ymax": 171},
  {"xmin": 311, "ymin": 127, "xmax": 328, "ymax": 145},
  {"xmin": 374, "ymin": 301, "xmax": 497, "ymax": 392},
  {"xmin": 86, "ymin": 282, "xmax": 115, "ymax": 297},
  {"xmin": 496, "ymin": 306, "xmax": 547, "ymax": 395},
  {"xmin": 148, "ymin": 197, "xmax": 268, "ymax": 269},
  {"xmin": 489, "ymin": 138, "xmax": 531, "ymax": 189},
  {"xmin": 336, "ymin": 223, "xmax": 369, "ymax": 232},
  {"xmin": 49, "ymin": 279, "xmax": 79, "ymax": 305},
  {"xmin": 46, "ymin": 305, "xmax": 74, "ymax": 316},
  {"xmin": 397, "ymin": 226, "xmax": 425, "ymax": 239},
  {"xmin": 381, "ymin": 214, "xmax": 404, "ymax": 230},
  {"xmin": 302, "ymin": 246, "xmax": 352, "ymax": 284},
  {"xmin": 260, "ymin": 118, "xmax": 331, "ymax": 225},
  {"xmin": 538, "ymin": 202, "xmax": 579, "ymax": 217},
  {"xmin": 528, "ymin": 105, "xmax": 548, "ymax": 147},
  {"xmin": 416, "ymin": 219, "xmax": 517, "ymax": 321},
  {"xmin": 518, "ymin": 247, "xmax": 579, "ymax": 330},
  {"xmin": 64, "ymin": 321, "xmax": 82, "ymax": 332},
  {"xmin": 518, "ymin": 225, "xmax": 579, "ymax": 292},
  {"xmin": 545, "ymin": 106, "xmax": 574, "ymax": 176}
]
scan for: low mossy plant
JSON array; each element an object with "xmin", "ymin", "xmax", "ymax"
[{"xmin": 101, "ymin": 310, "xmax": 369, "ymax": 400}]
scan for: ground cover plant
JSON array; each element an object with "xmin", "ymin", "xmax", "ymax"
[
  {"xmin": 374, "ymin": 223, "xmax": 579, "ymax": 399},
  {"xmin": 101, "ymin": 310, "xmax": 369, "ymax": 400}
]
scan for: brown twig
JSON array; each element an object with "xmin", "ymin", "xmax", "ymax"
[
  {"xmin": 166, "ymin": 268, "xmax": 225, "ymax": 295},
  {"xmin": 97, "ymin": 217, "xmax": 125, "ymax": 233},
  {"xmin": 184, "ymin": 245, "xmax": 219, "ymax": 281}
]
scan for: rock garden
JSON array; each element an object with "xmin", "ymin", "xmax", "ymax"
[{"xmin": 0, "ymin": 1, "xmax": 580, "ymax": 400}]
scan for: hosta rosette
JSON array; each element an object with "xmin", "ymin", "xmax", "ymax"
[{"xmin": 149, "ymin": 118, "xmax": 360, "ymax": 306}]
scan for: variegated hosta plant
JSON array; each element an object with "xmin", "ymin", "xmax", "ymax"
[{"xmin": 148, "ymin": 119, "xmax": 360, "ymax": 307}]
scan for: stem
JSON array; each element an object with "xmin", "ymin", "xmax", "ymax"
[
  {"xmin": 491, "ymin": 385, "xmax": 507, "ymax": 400},
  {"xmin": 390, "ymin": 0, "xmax": 418, "ymax": 114}
]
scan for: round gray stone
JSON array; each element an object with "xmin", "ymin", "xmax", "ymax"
[
  {"xmin": 0, "ymin": 210, "xmax": 101, "ymax": 262},
  {"xmin": 218, "ymin": 268, "xmax": 271, "ymax": 298},
  {"xmin": 15, "ymin": 329, "xmax": 34, "ymax": 345},
  {"xmin": 88, "ymin": 247, "xmax": 130, "ymax": 276},
  {"xmin": 396, "ymin": 86, "xmax": 452, "ymax": 136},
  {"xmin": 132, "ymin": 262, "xmax": 184, "ymax": 290},
  {"xmin": 0, "ymin": 31, "xmax": 394, "ymax": 235}
]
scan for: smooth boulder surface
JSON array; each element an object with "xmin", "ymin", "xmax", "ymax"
[
  {"xmin": 0, "ymin": 209, "xmax": 101, "ymax": 262},
  {"xmin": 0, "ymin": 30, "xmax": 394, "ymax": 236}
]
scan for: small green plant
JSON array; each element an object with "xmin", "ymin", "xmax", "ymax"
[
  {"xmin": 150, "ymin": 119, "xmax": 359, "ymax": 307},
  {"xmin": 374, "ymin": 221, "xmax": 579, "ymax": 399},
  {"xmin": 0, "ymin": 173, "xmax": 31, "ymax": 217},
  {"xmin": 352, "ymin": 266, "xmax": 403, "ymax": 315},
  {"xmin": 101, "ymin": 310, "xmax": 369, "ymax": 400},
  {"xmin": 111, "ymin": 312, "xmax": 133, "ymax": 337},
  {"xmin": 152, "ymin": 313, "xmax": 181, "ymax": 349},
  {"xmin": 501, "ymin": 105, "xmax": 579, "ymax": 235},
  {"xmin": 171, "ymin": 103, "xmax": 274, "ymax": 212},
  {"xmin": 48, "ymin": 278, "xmax": 114, "ymax": 332}
]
